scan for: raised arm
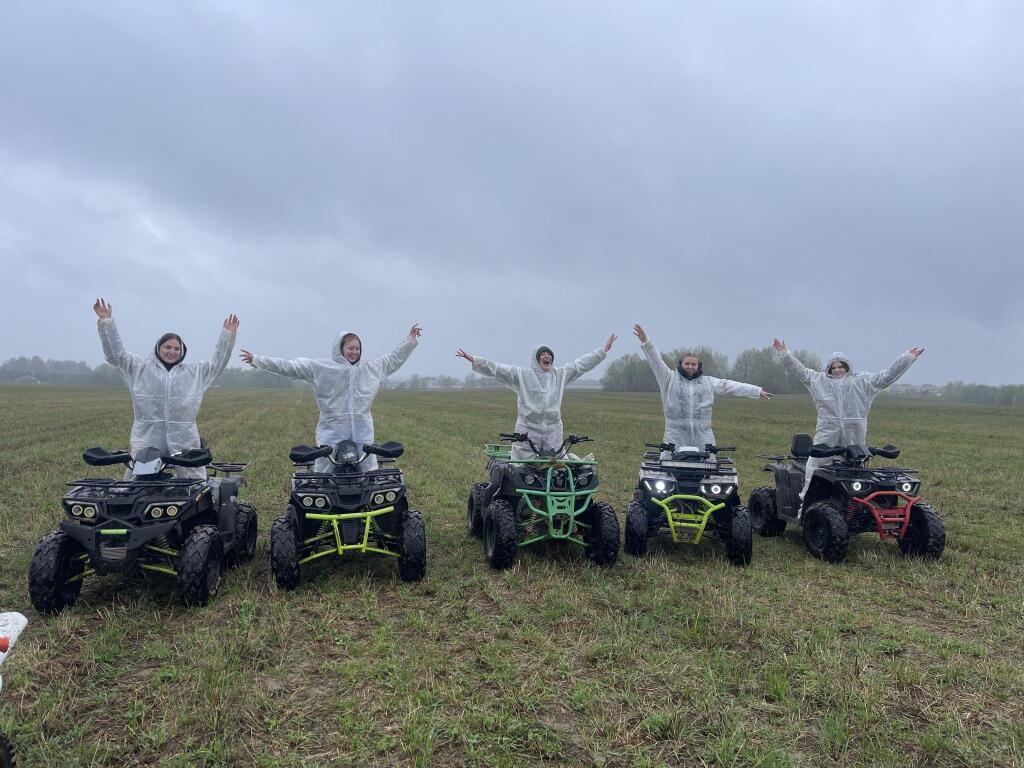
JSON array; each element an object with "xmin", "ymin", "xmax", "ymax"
[
  {"xmin": 711, "ymin": 377, "xmax": 768, "ymax": 399},
  {"xmin": 639, "ymin": 334, "xmax": 674, "ymax": 389},
  {"xmin": 773, "ymin": 338, "xmax": 815, "ymax": 386},
  {"xmin": 866, "ymin": 348, "xmax": 922, "ymax": 391},
  {"xmin": 196, "ymin": 314, "xmax": 238, "ymax": 387},
  {"xmin": 94, "ymin": 298, "xmax": 141, "ymax": 375},
  {"xmin": 250, "ymin": 353, "xmax": 318, "ymax": 382},
  {"xmin": 562, "ymin": 335, "xmax": 615, "ymax": 383},
  {"xmin": 467, "ymin": 354, "xmax": 521, "ymax": 387},
  {"xmin": 376, "ymin": 324, "xmax": 421, "ymax": 376}
]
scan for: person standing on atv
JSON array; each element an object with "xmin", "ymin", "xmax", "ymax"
[
  {"xmin": 634, "ymin": 324, "xmax": 771, "ymax": 459},
  {"xmin": 455, "ymin": 336, "xmax": 617, "ymax": 461},
  {"xmin": 93, "ymin": 298, "xmax": 238, "ymax": 479},
  {"xmin": 772, "ymin": 338, "xmax": 925, "ymax": 503},
  {"xmin": 240, "ymin": 325, "xmax": 421, "ymax": 471}
]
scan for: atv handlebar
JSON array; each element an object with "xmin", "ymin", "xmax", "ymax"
[
  {"xmin": 163, "ymin": 448, "xmax": 212, "ymax": 468},
  {"xmin": 869, "ymin": 444, "xmax": 901, "ymax": 460}
]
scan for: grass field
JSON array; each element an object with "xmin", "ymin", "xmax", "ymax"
[{"xmin": 1, "ymin": 386, "xmax": 1022, "ymax": 767}]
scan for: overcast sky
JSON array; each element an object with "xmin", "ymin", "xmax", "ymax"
[{"xmin": 2, "ymin": 2, "xmax": 1021, "ymax": 384}]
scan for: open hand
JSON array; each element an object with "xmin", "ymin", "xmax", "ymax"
[
  {"xmin": 603, "ymin": 334, "xmax": 618, "ymax": 353},
  {"xmin": 633, "ymin": 324, "xmax": 647, "ymax": 343},
  {"xmin": 239, "ymin": 349, "xmax": 255, "ymax": 366},
  {"xmin": 93, "ymin": 298, "xmax": 112, "ymax": 319},
  {"xmin": 409, "ymin": 324, "xmax": 423, "ymax": 338},
  {"xmin": 223, "ymin": 314, "xmax": 240, "ymax": 333},
  {"xmin": 456, "ymin": 348, "xmax": 475, "ymax": 364},
  {"xmin": 760, "ymin": 389, "xmax": 773, "ymax": 400},
  {"xmin": 772, "ymin": 338, "xmax": 786, "ymax": 353}
]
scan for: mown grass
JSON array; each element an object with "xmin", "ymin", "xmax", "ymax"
[{"xmin": 1, "ymin": 386, "xmax": 1022, "ymax": 767}]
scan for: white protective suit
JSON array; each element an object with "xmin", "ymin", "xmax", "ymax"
[
  {"xmin": 472, "ymin": 346, "xmax": 607, "ymax": 461},
  {"xmin": 252, "ymin": 331, "xmax": 417, "ymax": 471},
  {"xmin": 642, "ymin": 339, "xmax": 763, "ymax": 456},
  {"xmin": 777, "ymin": 348, "xmax": 916, "ymax": 501},
  {"xmin": 98, "ymin": 318, "xmax": 235, "ymax": 479}
]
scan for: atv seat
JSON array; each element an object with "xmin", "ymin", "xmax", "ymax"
[{"xmin": 790, "ymin": 433, "xmax": 812, "ymax": 462}]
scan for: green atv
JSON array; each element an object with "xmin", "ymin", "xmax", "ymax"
[{"xmin": 466, "ymin": 433, "xmax": 619, "ymax": 570}]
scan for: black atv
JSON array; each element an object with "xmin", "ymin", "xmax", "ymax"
[
  {"xmin": 624, "ymin": 442, "xmax": 752, "ymax": 566},
  {"xmin": 466, "ymin": 433, "xmax": 619, "ymax": 569},
  {"xmin": 748, "ymin": 433, "xmax": 946, "ymax": 562},
  {"xmin": 270, "ymin": 439, "xmax": 426, "ymax": 589},
  {"xmin": 28, "ymin": 446, "xmax": 257, "ymax": 613}
]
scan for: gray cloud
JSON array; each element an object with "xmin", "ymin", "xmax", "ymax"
[{"xmin": 2, "ymin": 1, "xmax": 1022, "ymax": 383}]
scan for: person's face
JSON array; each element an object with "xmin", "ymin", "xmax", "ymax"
[
  {"xmin": 342, "ymin": 338, "xmax": 361, "ymax": 363},
  {"xmin": 828, "ymin": 361, "xmax": 849, "ymax": 378},
  {"xmin": 538, "ymin": 352, "xmax": 553, "ymax": 371},
  {"xmin": 159, "ymin": 339, "xmax": 182, "ymax": 364},
  {"xmin": 681, "ymin": 356, "xmax": 700, "ymax": 376}
]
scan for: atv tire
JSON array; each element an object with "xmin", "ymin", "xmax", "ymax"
[
  {"xmin": 899, "ymin": 503, "xmax": 946, "ymax": 559},
  {"xmin": 802, "ymin": 501, "xmax": 849, "ymax": 563},
  {"xmin": 270, "ymin": 515, "xmax": 301, "ymax": 590},
  {"xmin": 398, "ymin": 509, "xmax": 427, "ymax": 581},
  {"xmin": 467, "ymin": 482, "xmax": 487, "ymax": 538},
  {"xmin": 28, "ymin": 530, "xmax": 85, "ymax": 615},
  {"xmin": 624, "ymin": 499, "xmax": 649, "ymax": 557},
  {"xmin": 585, "ymin": 501, "xmax": 620, "ymax": 566},
  {"xmin": 484, "ymin": 497, "xmax": 519, "ymax": 570},
  {"xmin": 748, "ymin": 486, "xmax": 786, "ymax": 537},
  {"xmin": 726, "ymin": 506, "xmax": 753, "ymax": 566},
  {"xmin": 0, "ymin": 731, "xmax": 15, "ymax": 768},
  {"xmin": 177, "ymin": 525, "xmax": 225, "ymax": 607},
  {"xmin": 230, "ymin": 502, "xmax": 258, "ymax": 565}
]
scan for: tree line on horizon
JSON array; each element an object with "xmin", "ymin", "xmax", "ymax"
[{"xmin": 3, "ymin": 353, "xmax": 1023, "ymax": 406}]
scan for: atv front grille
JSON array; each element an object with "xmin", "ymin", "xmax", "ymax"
[{"xmin": 99, "ymin": 541, "xmax": 128, "ymax": 561}]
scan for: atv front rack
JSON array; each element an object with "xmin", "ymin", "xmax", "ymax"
[
  {"xmin": 649, "ymin": 494, "xmax": 726, "ymax": 544},
  {"xmin": 299, "ymin": 508, "xmax": 398, "ymax": 564}
]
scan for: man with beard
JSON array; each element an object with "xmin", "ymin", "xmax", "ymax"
[{"xmin": 634, "ymin": 324, "xmax": 771, "ymax": 459}]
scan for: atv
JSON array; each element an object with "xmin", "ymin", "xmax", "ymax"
[
  {"xmin": 624, "ymin": 442, "xmax": 752, "ymax": 566},
  {"xmin": 466, "ymin": 433, "xmax": 619, "ymax": 569},
  {"xmin": 748, "ymin": 433, "xmax": 946, "ymax": 562},
  {"xmin": 269, "ymin": 439, "xmax": 426, "ymax": 589},
  {"xmin": 28, "ymin": 446, "xmax": 257, "ymax": 613},
  {"xmin": 0, "ymin": 612, "xmax": 28, "ymax": 768}
]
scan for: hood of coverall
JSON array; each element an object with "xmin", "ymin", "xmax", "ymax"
[
  {"xmin": 532, "ymin": 345, "xmax": 555, "ymax": 373},
  {"xmin": 333, "ymin": 331, "xmax": 362, "ymax": 365},
  {"xmin": 825, "ymin": 351, "xmax": 853, "ymax": 377},
  {"xmin": 153, "ymin": 333, "xmax": 187, "ymax": 370}
]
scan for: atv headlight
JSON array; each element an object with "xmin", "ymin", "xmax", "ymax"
[
  {"xmin": 385, "ymin": 491, "xmax": 397, "ymax": 502},
  {"xmin": 373, "ymin": 493, "xmax": 385, "ymax": 505},
  {"xmin": 71, "ymin": 504, "xmax": 83, "ymax": 516},
  {"xmin": 643, "ymin": 479, "xmax": 674, "ymax": 496},
  {"xmin": 82, "ymin": 506, "xmax": 96, "ymax": 518},
  {"xmin": 151, "ymin": 506, "xmax": 164, "ymax": 519},
  {"xmin": 899, "ymin": 481, "xmax": 918, "ymax": 494},
  {"xmin": 314, "ymin": 496, "xmax": 327, "ymax": 508},
  {"xmin": 520, "ymin": 473, "xmax": 536, "ymax": 486},
  {"xmin": 844, "ymin": 480, "xmax": 874, "ymax": 495},
  {"xmin": 699, "ymin": 484, "xmax": 734, "ymax": 497},
  {"xmin": 302, "ymin": 496, "xmax": 314, "ymax": 507},
  {"xmin": 576, "ymin": 472, "xmax": 593, "ymax": 488},
  {"xmin": 166, "ymin": 505, "xmax": 179, "ymax": 517}
]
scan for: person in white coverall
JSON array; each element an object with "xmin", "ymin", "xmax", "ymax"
[
  {"xmin": 93, "ymin": 298, "xmax": 238, "ymax": 480},
  {"xmin": 455, "ymin": 336, "xmax": 617, "ymax": 461},
  {"xmin": 634, "ymin": 324, "xmax": 771, "ymax": 458},
  {"xmin": 772, "ymin": 338, "xmax": 925, "ymax": 505},
  {"xmin": 240, "ymin": 325, "xmax": 421, "ymax": 471}
]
